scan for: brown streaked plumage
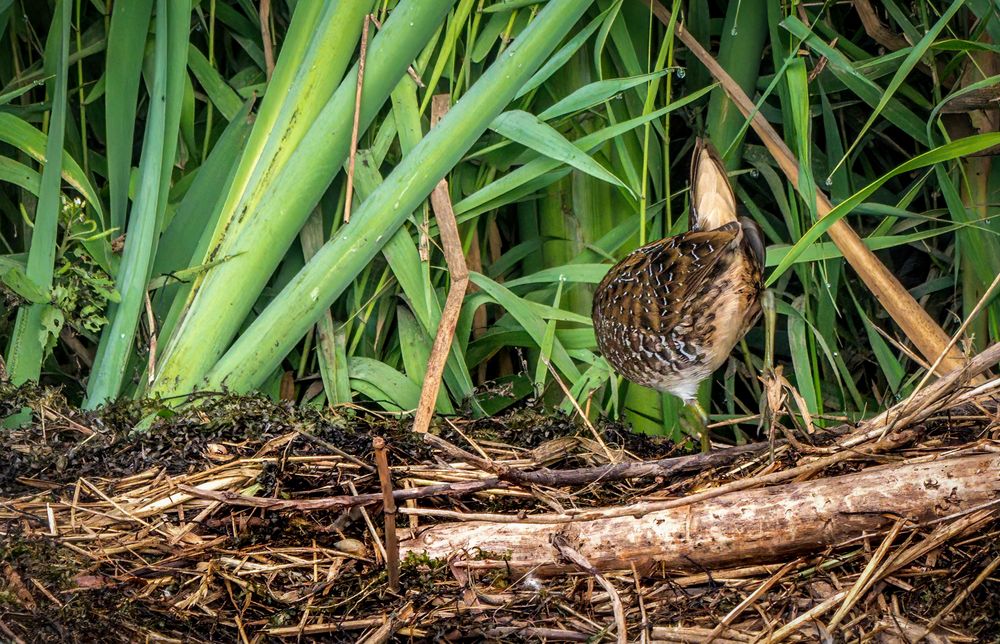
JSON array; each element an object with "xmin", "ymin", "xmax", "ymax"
[{"xmin": 592, "ymin": 138, "xmax": 764, "ymax": 408}]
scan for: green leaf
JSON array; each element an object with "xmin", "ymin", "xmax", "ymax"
[
  {"xmin": 766, "ymin": 133, "xmax": 1000, "ymax": 286},
  {"xmin": 187, "ymin": 42, "xmax": 243, "ymax": 120},
  {"xmin": 0, "ymin": 256, "xmax": 48, "ymax": 303},
  {"xmin": 105, "ymin": 0, "xmax": 153, "ymax": 232},
  {"xmin": 87, "ymin": 0, "xmax": 193, "ymax": 407},
  {"xmin": 482, "ymin": 0, "xmax": 548, "ymax": 13},
  {"xmin": 491, "ymin": 109, "xmax": 629, "ymax": 192},
  {"xmin": 0, "ymin": 113, "xmax": 104, "ymax": 222},
  {"xmin": 832, "ymin": 0, "xmax": 966, "ymax": 176},
  {"xmin": 516, "ymin": 3, "xmax": 612, "ymax": 98},
  {"xmin": 455, "ymin": 83, "xmax": 715, "ymax": 218},
  {"xmin": 537, "ymin": 70, "xmax": 671, "ymax": 120},
  {"xmin": 469, "ymin": 271, "xmax": 581, "ymax": 382},
  {"xmin": 197, "ymin": 0, "xmax": 596, "ymax": 395},
  {"xmin": 5, "ymin": 0, "xmax": 71, "ymax": 385},
  {"xmin": 348, "ymin": 357, "xmax": 422, "ymax": 412},
  {"xmin": 151, "ymin": 0, "xmax": 432, "ymax": 397}
]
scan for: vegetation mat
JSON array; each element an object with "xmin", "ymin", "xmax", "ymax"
[{"xmin": 1, "ymin": 346, "xmax": 999, "ymax": 643}]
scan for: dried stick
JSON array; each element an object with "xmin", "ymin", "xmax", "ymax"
[
  {"xmin": 853, "ymin": 0, "xmax": 911, "ymax": 53},
  {"xmin": 373, "ymin": 437, "xmax": 399, "ymax": 592},
  {"xmin": 412, "ymin": 96, "xmax": 467, "ymax": 434},
  {"xmin": 644, "ymin": 0, "xmax": 965, "ymax": 375},
  {"xmin": 259, "ymin": 0, "xmax": 275, "ymax": 80},
  {"xmin": 827, "ymin": 518, "xmax": 907, "ymax": 630},
  {"xmin": 403, "ymin": 452, "xmax": 999, "ymax": 575},
  {"xmin": 343, "ymin": 15, "xmax": 371, "ymax": 224},
  {"xmin": 892, "ymin": 270, "xmax": 1000, "ymax": 432},
  {"xmin": 422, "ymin": 431, "xmax": 779, "ymax": 487},
  {"xmin": 543, "ymin": 358, "xmax": 615, "ymax": 461}
]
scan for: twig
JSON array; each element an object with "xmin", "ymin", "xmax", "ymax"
[
  {"xmin": 853, "ymin": 0, "xmax": 911, "ymax": 53},
  {"xmin": 343, "ymin": 14, "xmax": 371, "ymax": 224},
  {"xmin": 422, "ymin": 431, "xmax": 780, "ymax": 487},
  {"xmin": 889, "ymin": 271, "xmax": 1000, "ymax": 438},
  {"xmin": 552, "ymin": 535, "xmax": 627, "ymax": 644},
  {"xmin": 543, "ymin": 358, "xmax": 616, "ymax": 462},
  {"xmin": 412, "ymin": 96, "xmax": 466, "ymax": 434},
  {"xmin": 842, "ymin": 342, "xmax": 1000, "ymax": 449},
  {"xmin": 259, "ymin": 0, "xmax": 274, "ymax": 80},
  {"xmin": 356, "ymin": 602, "xmax": 414, "ymax": 644},
  {"xmin": 644, "ymin": 0, "xmax": 965, "ymax": 375},
  {"xmin": 827, "ymin": 517, "xmax": 908, "ymax": 630},
  {"xmin": 373, "ymin": 437, "xmax": 399, "ymax": 592},
  {"xmin": 768, "ymin": 589, "xmax": 848, "ymax": 643},
  {"xmin": 0, "ymin": 619, "xmax": 25, "ymax": 644}
]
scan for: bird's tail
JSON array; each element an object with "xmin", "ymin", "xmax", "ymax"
[{"xmin": 689, "ymin": 138, "xmax": 737, "ymax": 231}]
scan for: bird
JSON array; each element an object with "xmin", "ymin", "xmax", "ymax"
[{"xmin": 591, "ymin": 138, "xmax": 765, "ymax": 450}]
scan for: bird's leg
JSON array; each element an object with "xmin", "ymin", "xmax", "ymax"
[{"xmin": 683, "ymin": 399, "xmax": 711, "ymax": 452}]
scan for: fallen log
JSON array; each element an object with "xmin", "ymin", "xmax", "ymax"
[{"xmin": 400, "ymin": 452, "xmax": 1000, "ymax": 575}]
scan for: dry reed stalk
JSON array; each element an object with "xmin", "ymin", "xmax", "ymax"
[
  {"xmin": 411, "ymin": 95, "xmax": 469, "ymax": 434},
  {"xmin": 343, "ymin": 14, "xmax": 371, "ymax": 224},
  {"xmin": 644, "ymin": 0, "xmax": 966, "ymax": 375}
]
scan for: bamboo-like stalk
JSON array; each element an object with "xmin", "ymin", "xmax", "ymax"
[
  {"xmin": 199, "ymin": 0, "xmax": 597, "ymax": 394},
  {"xmin": 150, "ymin": 0, "xmax": 449, "ymax": 398},
  {"xmin": 4, "ymin": 0, "xmax": 71, "ymax": 385},
  {"xmin": 644, "ymin": 0, "xmax": 966, "ymax": 375}
]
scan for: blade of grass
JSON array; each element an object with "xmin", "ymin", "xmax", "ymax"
[
  {"xmin": 104, "ymin": 0, "xmax": 153, "ymax": 234},
  {"xmin": 86, "ymin": 0, "xmax": 192, "ymax": 406},
  {"xmin": 490, "ymin": 109, "xmax": 631, "ymax": 192},
  {"xmin": 767, "ymin": 133, "xmax": 1000, "ymax": 285},
  {"xmin": 4, "ymin": 0, "xmax": 71, "ymax": 385},
  {"xmin": 829, "ymin": 0, "xmax": 966, "ymax": 179}
]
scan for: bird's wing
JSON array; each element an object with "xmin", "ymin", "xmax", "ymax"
[{"xmin": 596, "ymin": 223, "xmax": 741, "ymax": 333}]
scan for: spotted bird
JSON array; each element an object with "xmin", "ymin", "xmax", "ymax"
[{"xmin": 591, "ymin": 138, "xmax": 765, "ymax": 449}]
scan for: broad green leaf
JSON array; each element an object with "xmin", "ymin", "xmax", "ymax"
[
  {"xmin": 87, "ymin": 0, "xmax": 192, "ymax": 406},
  {"xmin": 537, "ymin": 70, "xmax": 671, "ymax": 120},
  {"xmin": 490, "ymin": 109, "xmax": 630, "ymax": 192},
  {"xmin": 104, "ymin": 0, "xmax": 153, "ymax": 232},
  {"xmin": 187, "ymin": 43, "xmax": 243, "ymax": 120},
  {"xmin": 198, "ymin": 0, "xmax": 596, "ymax": 395},
  {"xmin": 469, "ymin": 271, "xmax": 580, "ymax": 381},
  {"xmin": 348, "ymin": 357, "xmax": 422, "ymax": 412},
  {"xmin": 0, "ymin": 113, "xmax": 104, "ymax": 221},
  {"xmin": 482, "ymin": 0, "xmax": 548, "ymax": 12},
  {"xmin": 516, "ymin": 3, "xmax": 613, "ymax": 98},
  {"xmin": 456, "ymin": 83, "xmax": 715, "ymax": 217}
]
